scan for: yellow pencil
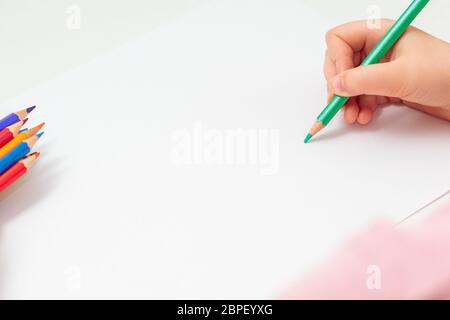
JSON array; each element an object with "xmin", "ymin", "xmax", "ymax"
[{"xmin": 0, "ymin": 122, "xmax": 45, "ymax": 158}]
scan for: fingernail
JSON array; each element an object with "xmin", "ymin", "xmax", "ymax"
[{"xmin": 332, "ymin": 75, "xmax": 344, "ymax": 92}]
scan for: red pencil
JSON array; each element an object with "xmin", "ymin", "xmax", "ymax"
[
  {"xmin": 0, "ymin": 119, "xmax": 28, "ymax": 148},
  {"xmin": 0, "ymin": 152, "xmax": 40, "ymax": 193}
]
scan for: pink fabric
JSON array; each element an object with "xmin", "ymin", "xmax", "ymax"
[{"xmin": 282, "ymin": 201, "xmax": 450, "ymax": 300}]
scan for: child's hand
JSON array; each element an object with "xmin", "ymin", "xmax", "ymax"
[{"xmin": 324, "ymin": 19, "xmax": 450, "ymax": 124}]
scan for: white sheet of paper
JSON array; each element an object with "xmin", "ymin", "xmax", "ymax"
[{"xmin": 0, "ymin": 0, "xmax": 448, "ymax": 299}]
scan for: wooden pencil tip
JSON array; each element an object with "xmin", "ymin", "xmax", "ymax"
[
  {"xmin": 26, "ymin": 122, "xmax": 45, "ymax": 136},
  {"xmin": 305, "ymin": 121, "xmax": 326, "ymax": 143}
]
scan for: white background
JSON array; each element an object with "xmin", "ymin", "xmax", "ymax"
[
  {"xmin": 1, "ymin": 0, "xmax": 449, "ymax": 103},
  {"xmin": 0, "ymin": 0, "xmax": 448, "ymax": 299}
]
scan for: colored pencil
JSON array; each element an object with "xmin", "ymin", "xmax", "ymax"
[
  {"xmin": 0, "ymin": 119, "xmax": 28, "ymax": 148},
  {"xmin": 0, "ymin": 152, "xmax": 40, "ymax": 193},
  {"xmin": 0, "ymin": 106, "xmax": 36, "ymax": 131},
  {"xmin": 0, "ymin": 133, "xmax": 43, "ymax": 175},
  {"xmin": 304, "ymin": 0, "xmax": 430, "ymax": 143},
  {"xmin": 0, "ymin": 122, "xmax": 45, "ymax": 158}
]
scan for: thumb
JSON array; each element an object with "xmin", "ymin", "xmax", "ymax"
[{"xmin": 330, "ymin": 62, "xmax": 407, "ymax": 98}]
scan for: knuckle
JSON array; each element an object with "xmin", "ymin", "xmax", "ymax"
[
  {"xmin": 327, "ymin": 78, "xmax": 334, "ymax": 91},
  {"xmin": 325, "ymin": 29, "xmax": 335, "ymax": 44}
]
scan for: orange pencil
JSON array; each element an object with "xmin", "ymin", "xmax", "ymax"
[
  {"xmin": 0, "ymin": 122, "xmax": 44, "ymax": 158},
  {"xmin": 0, "ymin": 119, "xmax": 28, "ymax": 148},
  {"xmin": 0, "ymin": 152, "xmax": 40, "ymax": 192}
]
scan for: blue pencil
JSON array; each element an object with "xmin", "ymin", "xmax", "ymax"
[
  {"xmin": 0, "ymin": 106, "xmax": 36, "ymax": 131},
  {"xmin": 0, "ymin": 132, "xmax": 43, "ymax": 175}
]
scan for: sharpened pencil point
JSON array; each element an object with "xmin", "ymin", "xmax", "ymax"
[
  {"xmin": 26, "ymin": 106, "xmax": 36, "ymax": 114},
  {"xmin": 304, "ymin": 133, "xmax": 312, "ymax": 144},
  {"xmin": 37, "ymin": 131, "xmax": 45, "ymax": 139},
  {"xmin": 26, "ymin": 122, "xmax": 45, "ymax": 136}
]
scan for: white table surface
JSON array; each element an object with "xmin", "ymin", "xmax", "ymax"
[{"xmin": 0, "ymin": 0, "xmax": 448, "ymax": 299}]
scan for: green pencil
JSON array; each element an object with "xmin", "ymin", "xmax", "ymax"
[{"xmin": 304, "ymin": 0, "xmax": 430, "ymax": 143}]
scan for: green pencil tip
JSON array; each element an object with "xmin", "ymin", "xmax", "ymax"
[{"xmin": 304, "ymin": 133, "xmax": 312, "ymax": 144}]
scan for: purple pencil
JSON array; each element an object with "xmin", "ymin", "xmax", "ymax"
[{"xmin": 0, "ymin": 106, "xmax": 36, "ymax": 131}]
